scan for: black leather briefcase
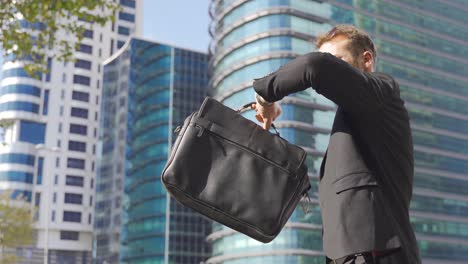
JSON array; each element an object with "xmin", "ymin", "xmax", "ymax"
[{"xmin": 161, "ymin": 97, "xmax": 310, "ymax": 243}]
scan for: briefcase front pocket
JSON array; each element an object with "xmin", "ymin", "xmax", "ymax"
[{"xmin": 162, "ymin": 116, "xmax": 309, "ymax": 242}]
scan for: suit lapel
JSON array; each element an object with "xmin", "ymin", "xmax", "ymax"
[{"xmin": 319, "ymin": 148, "xmax": 328, "ymax": 180}]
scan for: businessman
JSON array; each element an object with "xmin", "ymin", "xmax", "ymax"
[{"xmin": 252, "ymin": 25, "xmax": 420, "ymax": 264}]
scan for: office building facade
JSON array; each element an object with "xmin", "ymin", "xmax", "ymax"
[
  {"xmin": 100, "ymin": 37, "xmax": 211, "ymax": 264},
  {"xmin": 208, "ymin": 0, "xmax": 468, "ymax": 263},
  {"xmin": 0, "ymin": 0, "xmax": 142, "ymax": 263}
]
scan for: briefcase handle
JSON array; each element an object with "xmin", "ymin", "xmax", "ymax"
[{"xmin": 237, "ymin": 101, "xmax": 280, "ymax": 136}]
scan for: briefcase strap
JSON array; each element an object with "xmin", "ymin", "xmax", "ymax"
[{"xmin": 237, "ymin": 101, "xmax": 280, "ymax": 136}]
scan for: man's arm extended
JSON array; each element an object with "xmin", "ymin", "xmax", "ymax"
[{"xmin": 253, "ymin": 52, "xmax": 396, "ymax": 118}]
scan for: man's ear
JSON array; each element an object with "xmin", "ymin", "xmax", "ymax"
[{"xmin": 363, "ymin": 51, "xmax": 374, "ymax": 72}]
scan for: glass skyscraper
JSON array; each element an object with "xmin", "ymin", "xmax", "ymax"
[
  {"xmin": 208, "ymin": 0, "xmax": 468, "ymax": 263},
  {"xmin": 99, "ymin": 37, "xmax": 211, "ymax": 264}
]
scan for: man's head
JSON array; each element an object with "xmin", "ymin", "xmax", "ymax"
[{"xmin": 316, "ymin": 24, "xmax": 376, "ymax": 73}]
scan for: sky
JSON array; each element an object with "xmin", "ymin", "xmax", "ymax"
[
  {"xmin": 0, "ymin": 1, "xmax": 212, "ymax": 77},
  {"xmin": 142, "ymin": 0, "xmax": 212, "ymax": 53}
]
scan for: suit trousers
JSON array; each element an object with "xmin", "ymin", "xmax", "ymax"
[{"xmin": 325, "ymin": 248, "xmax": 409, "ymax": 264}]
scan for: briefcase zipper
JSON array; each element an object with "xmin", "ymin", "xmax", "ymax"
[{"xmin": 194, "ymin": 123, "xmax": 294, "ymax": 176}]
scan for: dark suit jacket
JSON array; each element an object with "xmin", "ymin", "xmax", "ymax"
[{"xmin": 253, "ymin": 52, "xmax": 421, "ymax": 263}]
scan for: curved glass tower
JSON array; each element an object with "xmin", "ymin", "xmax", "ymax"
[
  {"xmin": 101, "ymin": 38, "xmax": 211, "ymax": 264},
  {"xmin": 209, "ymin": 0, "xmax": 468, "ymax": 263},
  {"xmin": 208, "ymin": 1, "xmax": 335, "ymax": 263}
]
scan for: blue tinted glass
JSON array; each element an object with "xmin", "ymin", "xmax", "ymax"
[
  {"xmin": 64, "ymin": 193, "xmax": 82, "ymax": 204},
  {"xmin": 119, "ymin": 12, "xmax": 135, "ymax": 22},
  {"xmin": 37, "ymin": 157, "xmax": 43, "ymax": 184},
  {"xmin": 72, "ymin": 91, "xmax": 90, "ymax": 102},
  {"xmin": 0, "ymin": 153, "xmax": 35, "ymax": 165},
  {"xmin": 19, "ymin": 121, "xmax": 46, "ymax": 144},
  {"xmin": 67, "ymin": 158, "xmax": 85, "ymax": 169},
  {"xmin": 0, "ymin": 171, "xmax": 33, "ymax": 183},
  {"xmin": 66, "ymin": 175, "xmax": 84, "ymax": 187},
  {"xmin": 1, "ymin": 67, "xmax": 42, "ymax": 79},
  {"xmin": 71, "ymin": 107, "xmax": 89, "ymax": 118},
  {"xmin": 63, "ymin": 211, "xmax": 81, "ymax": 222},
  {"xmin": 78, "ymin": 44, "xmax": 93, "ymax": 54},
  {"xmin": 0, "ymin": 84, "xmax": 41, "ymax": 96},
  {"xmin": 118, "ymin": 26, "xmax": 130, "ymax": 36},
  {"xmin": 117, "ymin": 41, "xmax": 126, "ymax": 49},
  {"xmin": 69, "ymin": 124, "xmax": 87, "ymax": 135},
  {"xmin": 46, "ymin": 57, "xmax": 52, "ymax": 82},
  {"xmin": 0, "ymin": 101, "xmax": 39, "ymax": 113},
  {"xmin": 120, "ymin": 0, "xmax": 136, "ymax": 8},
  {"xmin": 42, "ymin": 90, "xmax": 49, "ymax": 115},
  {"xmin": 73, "ymin": 74, "xmax": 91, "ymax": 86},
  {"xmin": 83, "ymin": 29, "xmax": 93, "ymax": 39},
  {"xmin": 75, "ymin": 59, "xmax": 92, "ymax": 70}
]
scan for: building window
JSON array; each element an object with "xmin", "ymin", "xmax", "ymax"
[
  {"xmin": 71, "ymin": 107, "xmax": 88, "ymax": 119},
  {"xmin": 74, "ymin": 59, "xmax": 92, "ymax": 70},
  {"xmin": 72, "ymin": 91, "xmax": 90, "ymax": 102},
  {"xmin": 63, "ymin": 211, "xmax": 81, "ymax": 223},
  {"xmin": 54, "ymin": 174, "xmax": 58, "ymax": 185},
  {"xmin": 58, "ymin": 123, "xmax": 62, "ymax": 133},
  {"xmin": 52, "ymin": 210, "xmax": 56, "ymax": 222},
  {"xmin": 117, "ymin": 40, "xmax": 125, "ymax": 49},
  {"xmin": 0, "ymin": 84, "xmax": 41, "ymax": 97},
  {"xmin": 62, "ymin": 73, "xmax": 66, "ymax": 83},
  {"xmin": 83, "ymin": 29, "xmax": 93, "ymax": 39},
  {"xmin": 19, "ymin": 121, "xmax": 46, "ymax": 144},
  {"xmin": 90, "ymin": 179, "xmax": 94, "ymax": 189},
  {"xmin": 89, "ymin": 196, "xmax": 93, "ymax": 206},
  {"xmin": 42, "ymin": 89, "xmax": 49, "ymax": 115},
  {"xmin": 64, "ymin": 193, "xmax": 83, "ymax": 204},
  {"xmin": 70, "ymin": 124, "xmax": 87, "ymax": 135},
  {"xmin": 120, "ymin": 0, "xmax": 136, "ymax": 8},
  {"xmin": 56, "ymin": 157, "xmax": 60, "ymax": 168},
  {"xmin": 0, "ymin": 153, "xmax": 35, "ymax": 166},
  {"xmin": 118, "ymin": 12, "xmax": 135, "ymax": 22},
  {"xmin": 46, "ymin": 57, "xmax": 52, "ymax": 82},
  {"xmin": 36, "ymin": 157, "xmax": 44, "ymax": 184},
  {"xmin": 57, "ymin": 139, "xmax": 61, "ymax": 147},
  {"xmin": 68, "ymin": 140, "xmax": 86, "ymax": 152},
  {"xmin": 7, "ymin": 176, "xmax": 32, "ymax": 189},
  {"xmin": 67, "ymin": 158, "xmax": 85, "ymax": 169},
  {"xmin": 0, "ymin": 101, "xmax": 39, "ymax": 113},
  {"xmin": 73, "ymin": 74, "xmax": 91, "ymax": 86},
  {"xmin": 53, "ymin": 192, "xmax": 57, "ymax": 203},
  {"xmin": 60, "ymin": 231, "xmax": 79, "ymax": 240},
  {"xmin": 78, "ymin": 44, "xmax": 92, "ymax": 54},
  {"xmin": 34, "ymin": 192, "xmax": 41, "ymax": 207},
  {"xmin": 118, "ymin": 26, "xmax": 130, "ymax": 36},
  {"xmin": 65, "ymin": 175, "xmax": 84, "ymax": 187},
  {"xmin": 110, "ymin": 39, "xmax": 114, "ymax": 55}
]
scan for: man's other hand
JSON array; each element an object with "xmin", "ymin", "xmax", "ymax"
[{"xmin": 252, "ymin": 102, "xmax": 282, "ymax": 130}]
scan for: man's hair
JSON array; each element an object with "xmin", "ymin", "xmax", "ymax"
[{"xmin": 315, "ymin": 24, "xmax": 377, "ymax": 62}]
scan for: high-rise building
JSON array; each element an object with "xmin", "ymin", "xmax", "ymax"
[
  {"xmin": 0, "ymin": 1, "xmax": 142, "ymax": 263},
  {"xmin": 208, "ymin": 0, "xmax": 468, "ymax": 263},
  {"xmin": 99, "ymin": 37, "xmax": 212, "ymax": 264}
]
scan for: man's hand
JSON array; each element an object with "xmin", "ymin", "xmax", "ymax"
[{"xmin": 252, "ymin": 101, "xmax": 282, "ymax": 130}]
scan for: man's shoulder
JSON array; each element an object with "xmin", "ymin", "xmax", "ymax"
[{"xmin": 370, "ymin": 72, "xmax": 401, "ymax": 97}]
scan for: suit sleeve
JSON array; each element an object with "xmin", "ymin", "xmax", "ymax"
[{"xmin": 253, "ymin": 52, "xmax": 397, "ymax": 117}]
